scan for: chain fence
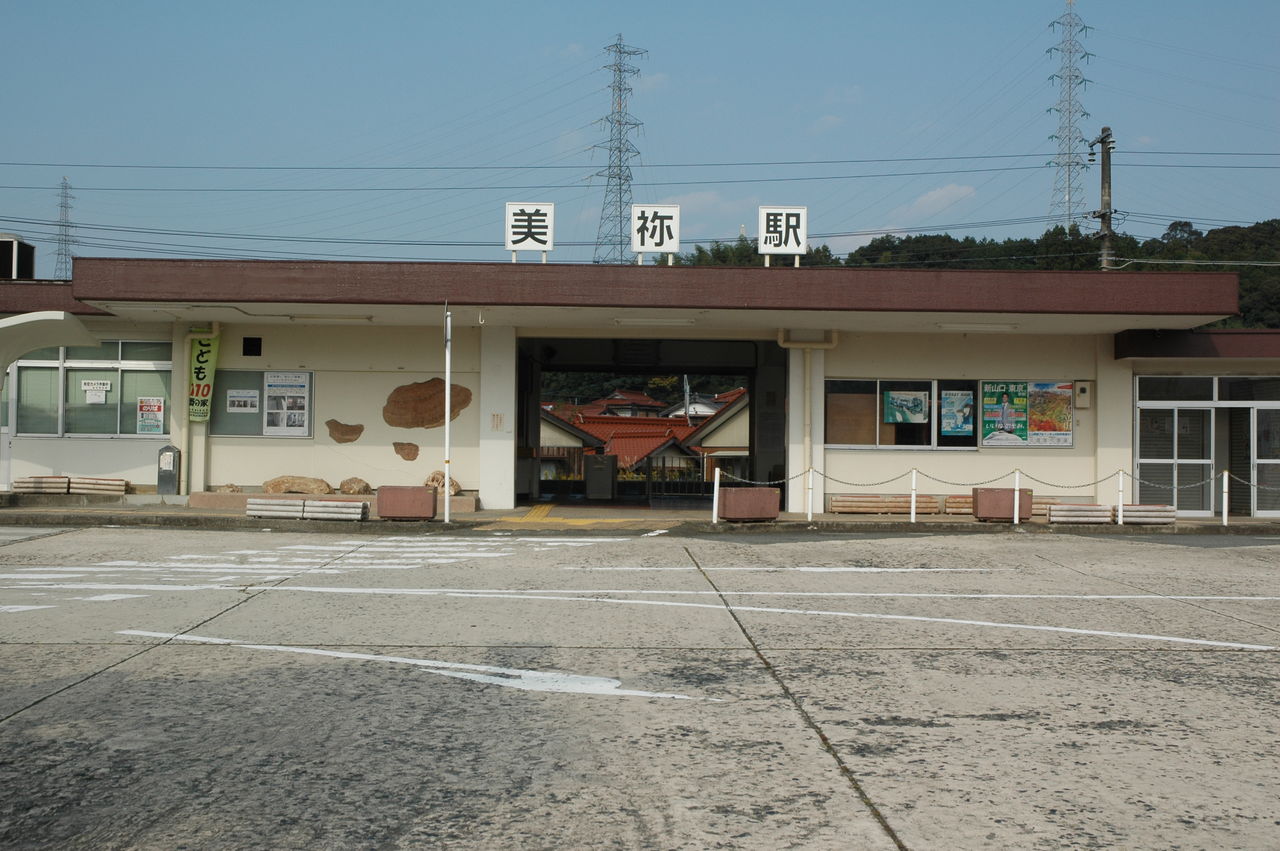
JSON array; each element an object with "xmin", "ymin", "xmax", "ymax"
[{"xmin": 710, "ymin": 463, "xmax": 1275, "ymax": 526}]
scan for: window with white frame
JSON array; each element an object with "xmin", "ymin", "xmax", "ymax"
[
  {"xmin": 825, "ymin": 379, "xmax": 979, "ymax": 449},
  {"xmin": 12, "ymin": 341, "xmax": 173, "ymax": 437}
]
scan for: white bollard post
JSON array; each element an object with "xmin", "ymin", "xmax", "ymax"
[
  {"xmin": 1222, "ymin": 470, "xmax": 1229, "ymax": 527},
  {"xmin": 1013, "ymin": 469, "xmax": 1021, "ymax": 526},
  {"xmin": 806, "ymin": 467, "xmax": 814, "ymax": 522},
  {"xmin": 712, "ymin": 467, "xmax": 721, "ymax": 524},
  {"xmin": 1117, "ymin": 470, "xmax": 1125, "ymax": 526},
  {"xmin": 910, "ymin": 468, "xmax": 918, "ymax": 524}
]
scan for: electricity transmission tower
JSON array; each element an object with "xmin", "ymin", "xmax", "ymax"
[
  {"xmin": 593, "ymin": 34, "xmax": 645, "ymax": 265},
  {"xmin": 55, "ymin": 177, "xmax": 75, "ymax": 279},
  {"xmin": 1047, "ymin": 0, "xmax": 1093, "ymax": 227}
]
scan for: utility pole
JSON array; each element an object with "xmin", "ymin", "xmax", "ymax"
[
  {"xmin": 55, "ymin": 177, "xmax": 75, "ymax": 279},
  {"xmin": 1088, "ymin": 126, "xmax": 1115, "ymax": 269},
  {"xmin": 593, "ymin": 34, "xmax": 645, "ymax": 265}
]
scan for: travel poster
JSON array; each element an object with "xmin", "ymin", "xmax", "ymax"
[
  {"xmin": 981, "ymin": 381, "xmax": 1028, "ymax": 445},
  {"xmin": 883, "ymin": 390, "xmax": 929, "ymax": 424},
  {"xmin": 1028, "ymin": 381, "xmax": 1074, "ymax": 446},
  {"xmin": 940, "ymin": 390, "xmax": 975, "ymax": 436}
]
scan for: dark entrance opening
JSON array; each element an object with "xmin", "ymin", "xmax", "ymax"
[{"xmin": 515, "ymin": 338, "xmax": 788, "ymax": 506}]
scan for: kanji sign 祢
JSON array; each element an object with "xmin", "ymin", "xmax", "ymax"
[
  {"xmin": 504, "ymin": 203, "xmax": 555, "ymax": 251},
  {"xmin": 757, "ymin": 206, "xmax": 807, "ymax": 254},
  {"xmin": 631, "ymin": 205, "xmax": 680, "ymax": 253}
]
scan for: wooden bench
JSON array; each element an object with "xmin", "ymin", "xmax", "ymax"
[
  {"xmin": 829, "ymin": 494, "xmax": 940, "ymax": 515},
  {"xmin": 944, "ymin": 495, "xmax": 1061, "ymax": 516},
  {"xmin": 13, "ymin": 476, "xmax": 71, "ymax": 494}
]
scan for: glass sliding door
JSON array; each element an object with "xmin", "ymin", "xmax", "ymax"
[
  {"xmin": 1256, "ymin": 409, "xmax": 1280, "ymax": 516},
  {"xmin": 1137, "ymin": 407, "xmax": 1214, "ymax": 515}
]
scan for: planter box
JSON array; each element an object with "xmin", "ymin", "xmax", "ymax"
[
  {"xmin": 376, "ymin": 486, "xmax": 436, "ymax": 520},
  {"xmin": 972, "ymin": 487, "xmax": 1032, "ymax": 522},
  {"xmin": 719, "ymin": 487, "xmax": 780, "ymax": 522}
]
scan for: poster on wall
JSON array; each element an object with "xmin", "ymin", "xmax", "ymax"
[
  {"xmin": 981, "ymin": 381, "xmax": 1028, "ymax": 445},
  {"xmin": 226, "ymin": 389, "xmax": 260, "ymax": 414},
  {"xmin": 263, "ymin": 372, "xmax": 310, "ymax": 436},
  {"xmin": 137, "ymin": 397, "xmax": 165, "ymax": 434},
  {"xmin": 1028, "ymin": 381, "xmax": 1074, "ymax": 446},
  {"xmin": 883, "ymin": 390, "xmax": 929, "ymax": 423},
  {"xmin": 940, "ymin": 390, "xmax": 975, "ymax": 436}
]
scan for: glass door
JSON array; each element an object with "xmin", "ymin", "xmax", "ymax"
[
  {"xmin": 1255, "ymin": 409, "xmax": 1280, "ymax": 516},
  {"xmin": 1137, "ymin": 408, "xmax": 1214, "ymax": 515}
]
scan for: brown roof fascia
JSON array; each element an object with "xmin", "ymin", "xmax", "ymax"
[
  {"xmin": 0, "ymin": 281, "xmax": 108, "ymax": 316},
  {"xmin": 1115, "ymin": 329, "xmax": 1280, "ymax": 359},
  {"xmin": 72, "ymin": 258, "xmax": 1239, "ymax": 317}
]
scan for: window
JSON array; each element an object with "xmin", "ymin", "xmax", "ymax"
[
  {"xmin": 1137, "ymin": 376, "xmax": 1214, "ymax": 402},
  {"xmin": 825, "ymin": 379, "xmax": 979, "ymax": 449},
  {"xmin": 12, "ymin": 342, "xmax": 172, "ymax": 436}
]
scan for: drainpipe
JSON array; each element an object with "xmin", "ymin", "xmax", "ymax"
[
  {"xmin": 179, "ymin": 321, "xmax": 220, "ymax": 495},
  {"xmin": 776, "ymin": 330, "xmax": 839, "ymax": 507}
]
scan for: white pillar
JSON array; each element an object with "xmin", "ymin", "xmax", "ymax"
[{"xmin": 478, "ymin": 324, "xmax": 517, "ymax": 510}]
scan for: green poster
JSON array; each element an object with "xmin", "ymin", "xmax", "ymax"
[
  {"xmin": 981, "ymin": 381, "xmax": 1027, "ymax": 445},
  {"xmin": 187, "ymin": 334, "xmax": 219, "ymax": 422}
]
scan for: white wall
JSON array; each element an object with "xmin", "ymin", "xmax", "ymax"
[
  {"xmin": 10, "ymin": 437, "xmax": 170, "ymax": 484},
  {"xmin": 819, "ymin": 332, "xmax": 1111, "ymax": 503},
  {"xmin": 183, "ymin": 323, "xmax": 496, "ymax": 497}
]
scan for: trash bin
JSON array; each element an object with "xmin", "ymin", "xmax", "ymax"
[{"xmin": 157, "ymin": 445, "xmax": 181, "ymax": 495}]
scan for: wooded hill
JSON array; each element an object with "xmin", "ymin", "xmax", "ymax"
[{"xmin": 672, "ymin": 219, "xmax": 1280, "ymax": 328}]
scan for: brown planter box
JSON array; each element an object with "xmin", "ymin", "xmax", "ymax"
[
  {"xmin": 719, "ymin": 487, "xmax": 780, "ymax": 522},
  {"xmin": 376, "ymin": 486, "xmax": 436, "ymax": 520},
  {"xmin": 972, "ymin": 487, "xmax": 1032, "ymax": 522}
]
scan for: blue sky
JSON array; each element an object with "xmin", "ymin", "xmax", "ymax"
[{"xmin": 4, "ymin": 0, "xmax": 1277, "ymax": 272}]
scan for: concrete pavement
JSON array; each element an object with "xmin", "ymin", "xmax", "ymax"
[{"xmin": 1, "ymin": 526, "xmax": 1278, "ymax": 847}]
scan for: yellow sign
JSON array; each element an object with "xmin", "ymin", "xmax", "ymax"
[{"xmin": 188, "ymin": 335, "xmax": 219, "ymax": 422}]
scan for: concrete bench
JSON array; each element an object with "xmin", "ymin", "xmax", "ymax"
[
  {"xmin": 247, "ymin": 497, "xmax": 367, "ymax": 521},
  {"xmin": 1113, "ymin": 504, "xmax": 1176, "ymax": 525},
  {"xmin": 1048, "ymin": 504, "xmax": 1113, "ymax": 524}
]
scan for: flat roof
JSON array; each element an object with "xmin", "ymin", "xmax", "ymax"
[{"xmin": 71, "ymin": 258, "xmax": 1237, "ymax": 317}]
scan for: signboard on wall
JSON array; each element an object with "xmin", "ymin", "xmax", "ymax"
[
  {"xmin": 1027, "ymin": 381, "xmax": 1074, "ymax": 446},
  {"xmin": 188, "ymin": 334, "xmax": 220, "ymax": 422},
  {"xmin": 981, "ymin": 380, "xmax": 1074, "ymax": 446},
  {"xmin": 940, "ymin": 390, "xmax": 975, "ymax": 436},
  {"xmin": 137, "ymin": 397, "xmax": 165, "ymax": 434},
  {"xmin": 981, "ymin": 381, "xmax": 1028, "ymax": 445},
  {"xmin": 263, "ymin": 372, "xmax": 310, "ymax": 436},
  {"xmin": 226, "ymin": 389, "xmax": 259, "ymax": 413}
]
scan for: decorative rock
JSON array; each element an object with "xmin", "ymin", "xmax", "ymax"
[
  {"xmin": 339, "ymin": 477, "xmax": 373, "ymax": 495},
  {"xmin": 264, "ymin": 475, "xmax": 334, "ymax": 495},
  {"xmin": 393, "ymin": 442, "xmax": 420, "ymax": 461},
  {"xmin": 425, "ymin": 470, "xmax": 461, "ymax": 496},
  {"xmin": 213, "ymin": 483, "xmax": 243, "ymax": 493},
  {"xmin": 325, "ymin": 419, "xmax": 365, "ymax": 444},
  {"xmin": 382, "ymin": 378, "xmax": 472, "ymax": 429}
]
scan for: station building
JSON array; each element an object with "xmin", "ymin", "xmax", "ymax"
[{"xmin": 2, "ymin": 243, "xmax": 1279, "ymax": 517}]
